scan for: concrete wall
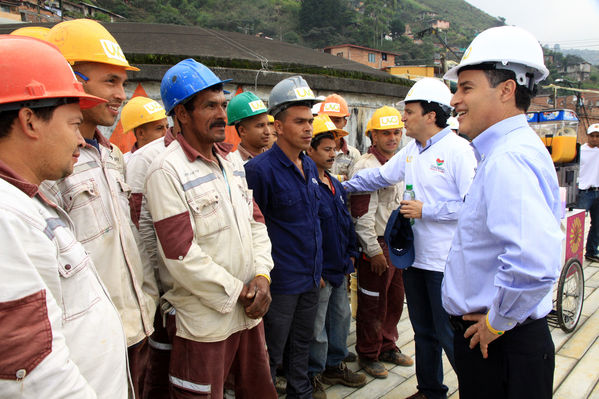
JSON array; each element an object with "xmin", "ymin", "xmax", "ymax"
[{"xmin": 100, "ymin": 65, "xmax": 413, "ymax": 154}]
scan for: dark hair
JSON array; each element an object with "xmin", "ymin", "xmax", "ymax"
[
  {"xmin": 0, "ymin": 98, "xmax": 79, "ymax": 139},
  {"xmin": 413, "ymin": 100, "xmax": 451, "ymax": 128},
  {"xmin": 458, "ymin": 64, "xmax": 535, "ymax": 112},
  {"xmin": 182, "ymin": 83, "xmax": 224, "ymax": 113},
  {"xmin": 310, "ymin": 131, "xmax": 335, "ymax": 149}
]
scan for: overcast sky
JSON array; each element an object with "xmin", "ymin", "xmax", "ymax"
[{"xmin": 464, "ymin": 0, "xmax": 599, "ymax": 50}]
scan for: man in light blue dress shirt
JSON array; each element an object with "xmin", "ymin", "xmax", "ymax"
[{"xmin": 441, "ymin": 26, "xmax": 562, "ymax": 399}]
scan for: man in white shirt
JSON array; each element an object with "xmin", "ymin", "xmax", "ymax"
[
  {"xmin": 344, "ymin": 78, "xmax": 476, "ymax": 399},
  {"xmin": 578, "ymin": 123, "xmax": 599, "ymax": 262}
]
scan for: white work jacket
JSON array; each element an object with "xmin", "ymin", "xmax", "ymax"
[
  {"xmin": 41, "ymin": 131, "xmax": 157, "ymax": 346},
  {"xmin": 0, "ymin": 165, "xmax": 128, "ymax": 399},
  {"xmin": 144, "ymin": 134, "xmax": 274, "ymax": 342},
  {"xmin": 349, "ymin": 147, "xmax": 403, "ymax": 257}
]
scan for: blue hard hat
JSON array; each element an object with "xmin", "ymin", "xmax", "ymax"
[
  {"xmin": 160, "ymin": 58, "xmax": 232, "ymax": 115},
  {"xmin": 384, "ymin": 208, "xmax": 414, "ymax": 269}
]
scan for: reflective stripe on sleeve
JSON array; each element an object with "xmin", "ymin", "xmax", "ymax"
[
  {"xmin": 169, "ymin": 375, "xmax": 211, "ymax": 393},
  {"xmin": 148, "ymin": 337, "xmax": 172, "ymax": 351},
  {"xmin": 358, "ymin": 286, "xmax": 379, "ymax": 297}
]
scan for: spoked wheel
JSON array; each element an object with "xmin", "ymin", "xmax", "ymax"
[{"xmin": 556, "ymin": 258, "xmax": 585, "ymax": 333}]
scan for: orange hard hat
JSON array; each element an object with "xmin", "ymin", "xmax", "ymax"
[
  {"xmin": 318, "ymin": 93, "xmax": 350, "ymax": 117},
  {"xmin": 0, "ymin": 35, "xmax": 106, "ymax": 111}
]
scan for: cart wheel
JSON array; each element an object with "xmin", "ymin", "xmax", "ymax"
[{"xmin": 556, "ymin": 258, "xmax": 584, "ymax": 333}]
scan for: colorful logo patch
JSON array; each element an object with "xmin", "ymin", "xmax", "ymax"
[
  {"xmin": 144, "ymin": 101, "xmax": 165, "ymax": 114},
  {"xmin": 294, "ymin": 87, "xmax": 315, "ymax": 99},
  {"xmin": 379, "ymin": 115, "xmax": 399, "ymax": 127},
  {"xmin": 248, "ymin": 100, "xmax": 266, "ymax": 112},
  {"xmin": 100, "ymin": 39, "xmax": 127, "ymax": 63},
  {"xmin": 323, "ymin": 103, "xmax": 341, "ymax": 113},
  {"xmin": 325, "ymin": 121, "xmax": 337, "ymax": 131},
  {"xmin": 436, "ymin": 158, "xmax": 444, "ymax": 166}
]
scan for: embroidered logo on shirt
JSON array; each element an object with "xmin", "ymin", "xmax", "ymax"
[
  {"xmin": 312, "ymin": 177, "xmax": 319, "ymax": 185},
  {"xmin": 406, "ymin": 155, "xmax": 413, "ymax": 163},
  {"xmin": 430, "ymin": 158, "xmax": 445, "ymax": 173}
]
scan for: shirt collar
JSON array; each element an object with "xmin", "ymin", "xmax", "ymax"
[
  {"xmin": 237, "ymin": 143, "xmax": 261, "ymax": 160},
  {"xmin": 471, "ymin": 114, "xmax": 528, "ymax": 162},
  {"xmin": 0, "ymin": 159, "xmax": 38, "ymax": 197},
  {"xmin": 415, "ymin": 127, "xmax": 452, "ymax": 153},
  {"xmin": 368, "ymin": 145, "xmax": 391, "ymax": 165},
  {"xmin": 129, "ymin": 142, "xmax": 140, "ymax": 154},
  {"xmin": 271, "ymin": 141, "xmax": 303, "ymax": 168},
  {"xmin": 337, "ymin": 137, "xmax": 348, "ymax": 155},
  {"xmin": 164, "ymin": 127, "xmax": 176, "ymax": 147},
  {"xmin": 176, "ymin": 133, "xmax": 233, "ymax": 163},
  {"xmin": 94, "ymin": 129, "xmax": 111, "ymax": 149}
]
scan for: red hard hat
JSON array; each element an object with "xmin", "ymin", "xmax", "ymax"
[{"xmin": 0, "ymin": 35, "xmax": 106, "ymax": 111}]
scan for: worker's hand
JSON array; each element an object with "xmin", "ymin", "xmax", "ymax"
[
  {"xmin": 463, "ymin": 313, "xmax": 502, "ymax": 359},
  {"xmin": 238, "ymin": 284, "xmax": 252, "ymax": 308},
  {"xmin": 244, "ymin": 276, "xmax": 272, "ymax": 319},
  {"xmin": 369, "ymin": 254, "xmax": 388, "ymax": 276},
  {"xmin": 320, "ymin": 277, "xmax": 326, "ymax": 289},
  {"xmin": 399, "ymin": 200, "xmax": 423, "ymax": 219}
]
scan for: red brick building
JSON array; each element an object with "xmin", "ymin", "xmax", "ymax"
[{"xmin": 323, "ymin": 44, "xmax": 402, "ymax": 70}]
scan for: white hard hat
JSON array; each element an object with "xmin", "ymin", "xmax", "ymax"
[
  {"xmin": 588, "ymin": 124, "xmax": 599, "ymax": 134},
  {"xmin": 444, "ymin": 26, "xmax": 549, "ymax": 89},
  {"xmin": 399, "ymin": 78, "xmax": 453, "ymax": 108},
  {"xmin": 447, "ymin": 116, "xmax": 459, "ymax": 130}
]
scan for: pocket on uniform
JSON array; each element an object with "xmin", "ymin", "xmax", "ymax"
[
  {"xmin": 272, "ymin": 191, "xmax": 301, "ymax": 222},
  {"xmin": 187, "ymin": 189, "xmax": 228, "ymax": 237},
  {"xmin": 55, "ymin": 228, "xmax": 101, "ymax": 321},
  {"xmin": 62, "ymin": 178, "xmax": 111, "ymax": 243}
]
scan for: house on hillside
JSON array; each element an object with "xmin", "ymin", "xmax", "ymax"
[
  {"xmin": 558, "ymin": 61, "xmax": 592, "ymax": 82},
  {"xmin": 0, "ymin": 1, "xmax": 124, "ymax": 23},
  {"xmin": 323, "ymin": 44, "xmax": 402, "ymax": 70}
]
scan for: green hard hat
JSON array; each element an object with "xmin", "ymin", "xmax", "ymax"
[{"xmin": 227, "ymin": 91, "xmax": 268, "ymax": 126}]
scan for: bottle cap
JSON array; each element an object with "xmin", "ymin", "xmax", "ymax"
[{"xmin": 406, "ymin": 184, "xmax": 413, "ymax": 190}]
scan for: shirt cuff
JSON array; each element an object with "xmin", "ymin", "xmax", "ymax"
[
  {"xmin": 487, "ymin": 307, "xmax": 518, "ymax": 332},
  {"xmin": 421, "ymin": 203, "xmax": 433, "ymax": 221}
]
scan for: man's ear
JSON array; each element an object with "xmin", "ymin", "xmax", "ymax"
[
  {"xmin": 499, "ymin": 79, "xmax": 517, "ymax": 104},
  {"xmin": 174, "ymin": 104, "xmax": 189, "ymax": 125},
  {"xmin": 17, "ymin": 108, "xmax": 42, "ymax": 140},
  {"xmin": 274, "ymin": 119, "xmax": 284, "ymax": 137},
  {"xmin": 133, "ymin": 126, "xmax": 143, "ymax": 141}
]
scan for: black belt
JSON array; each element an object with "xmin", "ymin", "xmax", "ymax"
[
  {"xmin": 448, "ymin": 315, "xmax": 538, "ymax": 334},
  {"xmin": 582, "ymin": 187, "xmax": 599, "ymax": 191}
]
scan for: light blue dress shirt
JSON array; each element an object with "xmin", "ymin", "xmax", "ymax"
[{"xmin": 441, "ymin": 114, "xmax": 563, "ymax": 331}]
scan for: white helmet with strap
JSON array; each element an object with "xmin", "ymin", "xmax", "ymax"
[
  {"xmin": 399, "ymin": 77, "xmax": 453, "ymax": 108},
  {"xmin": 444, "ymin": 26, "xmax": 549, "ymax": 90}
]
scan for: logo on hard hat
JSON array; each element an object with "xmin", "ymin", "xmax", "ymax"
[
  {"xmin": 462, "ymin": 46, "xmax": 472, "ymax": 61},
  {"xmin": 248, "ymin": 100, "xmax": 266, "ymax": 112},
  {"xmin": 406, "ymin": 87, "xmax": 415, "ymax": 98},
  {"xmin": 144, "ymin": 101, "xmax": 165, "ymax": 114},
  {"xmin": 379, "ymin": 115, "xmax": 399, "ymax": 127},
  {"xmin": 294, "ymin": 87, "xmax": 315, "ymax": 99},
  {"xmin": 100, "ymin": 39, "xmax": 127, "ymax": 63},
  {"xmin": 325, "ymin": 121, "xmax": 337, "ymax": 131},
  {"xmin": 323, "ymin": 103, "xmax": 341, "ymax": 113}
]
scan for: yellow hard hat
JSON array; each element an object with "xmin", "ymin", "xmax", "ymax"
[
  {"xmin": 10, "ymin": 26, "xmax": 50, "ymax": 41},
  {"xmin": 267, "ymin": 114, "xmax": 275, "ymax": 123},
  {"xmin": 312, "ymin": 114, "xmax": 348, "ymax": 138},
  {"xmin": 47, "ymin": 19, "xmax": 139, "ymax": 71},
  {"xmin": 121, "ymin": 97, "xmax": 167, "ymax": 134},
  {"xmin": 367, "ymin": 106, "xmax": 404, "ymax": 133}
]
